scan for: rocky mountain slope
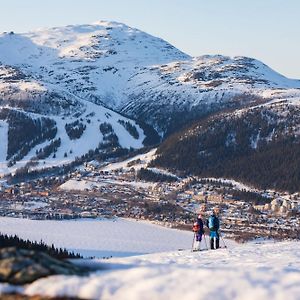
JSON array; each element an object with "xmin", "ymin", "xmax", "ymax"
[
  {"xmin": 1, "ymin": 21, "xmax": 300, "ymax": 176},
  {"xmin": 123, "ymin": 56, "xmax": 300, "ymax": 135}
]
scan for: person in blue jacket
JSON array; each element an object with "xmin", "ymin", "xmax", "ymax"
[{"xmin": 207, "ymin": 208, "xmax": 220, "ymax": 249}]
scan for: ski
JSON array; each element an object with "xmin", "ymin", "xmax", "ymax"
[{"xmin": 192, "ymin": 249, "xmax": 208, "ymax": 252}]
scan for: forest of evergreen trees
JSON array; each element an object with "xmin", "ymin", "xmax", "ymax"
[
  {"xmin": 65, "ymin": 120, "xmax": 86, "ymax": 140},
  {"xmin": 136, "ymin": 120, "xmax": 161, "ymax": 146},
  {"xmin": 118, "ymin": 119, "xmax": 139, "ymax": 139},
  {"xmin": 99, "ymin": 122, "xmax": 113, "ymax": 135},
  {"xmin": 153, "ymin": 106, "xmax": 300, "ymax": 193},
  {"xmin": 35, "ymin": 138, "xmax": 61, "ymax": 160},
  {"xmin": 0, "ymin": 233, "xmax": 82, "ymax": 259},
  {"xmin": 229, "ymin": 190, "xmax": 272, "ymax": 205},
  {"xmin": 0, "ymin": 109, "xmax": 57, "ymax": 166},
  {"xmin": 137, "ymin": 168, "xmax": 178, "ymax": 182},
  {"xmin": 99, "ymin": 122, "xmax": 120, "ymax": 148}
]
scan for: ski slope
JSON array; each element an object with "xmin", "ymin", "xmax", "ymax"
[
  {"xmin": 100, "ymin": 148, "xmax": 157, "ymax": 172},
  {"xmin": 22, "ymin": 241, "xmax": 300, "ymax": 300},
  {"xmin": 0, "ymin": 121, "xmax": 8, "ymax": 165},
  {"xmin": 0, "ymin": 96, "xmax": 146, "ymax": 175}
]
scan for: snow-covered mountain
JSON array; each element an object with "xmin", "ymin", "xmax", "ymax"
[
  {"xmin": 1, "ymin": 21, "xmax": 300, "ymax": 174},
  {"xmin": 0, "ymin": 65, "xmax": 149, "ymax": 175},
  {"xmin": 0, "ymin": 93, "xmax": 147, "ymax": 175},
  {"xmin": 1, "ymin": 22, "xmax": 299, "ymax": 133},
  {"xmin": 0, "ymin": 21, "xmax": 188, "ymax": 174},
  {"xmin": 123, "ymin": 55, "xmax": 300, "ymax": 134},
  {"xmin": 0, "ymin": 21, "xmax": 189, "ymax": 108}
]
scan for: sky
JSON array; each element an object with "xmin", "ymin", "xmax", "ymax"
[{"xmin": 0, "ymin": 0, "xmax": 299, "ymax": 78}]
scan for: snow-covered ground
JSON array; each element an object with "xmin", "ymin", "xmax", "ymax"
[
  {"xmin": 21, "ymin": 241, "xmax": 300, "ymax": 300},
  {"xmin": 59, "ymin": 179, "xmax": 107, "ymax": 191},
  {"xmin": 0, "ymin": 120, "xmax": 8, "ymax": 171},
  {"xmin": 100, "ymin": 148, "xmax": 157, "ymax": 172},
  {"xmin": 0, "ymin": 216, "xmax": 299, "ymax": 299},
  {"xmin": 59, "ymin": 177, "xmax": 154, "ymax": 191}
]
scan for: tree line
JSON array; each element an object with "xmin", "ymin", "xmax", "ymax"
[
  {"xmin": 0, "ymin": 109, "xmax": 57, "ymax": 166},
  {"xmin": 137, "ymin": 168, "xmax": 178, "ymax": 182},
  {"xmin": 0, "ymin": 233, "xmax": 82, "ymax": 259},
  {"xmin": 153, "ymin": 105, "xmax": 300, "ymax": 193}
]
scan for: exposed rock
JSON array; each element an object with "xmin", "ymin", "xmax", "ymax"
[
  {"xmin": 0, "ymin": 247, "xmax": 87, "ymax": 285},
  {"xmin": 0, "ymin": 295, "xmax": 83, "ymax": 300}
]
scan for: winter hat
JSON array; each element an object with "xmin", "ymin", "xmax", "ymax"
[{"xmin": 213, "ymin": 207, "xmax": 220, "ymax": 214}]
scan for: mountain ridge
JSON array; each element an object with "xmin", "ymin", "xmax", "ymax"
[
  {"xmin": 152, "ymin": 96, "xmax": 300, "ymax": 192},
  {"xmin": 0, "ymin": 20, "xmax": 300, "ymax": 177}
]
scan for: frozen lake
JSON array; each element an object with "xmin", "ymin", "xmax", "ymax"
[{"xmin": 0, "ymin": 217, "xmax": 194, "ymax": 258}]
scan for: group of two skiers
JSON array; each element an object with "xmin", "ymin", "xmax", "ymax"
[{"xmin": 192, "ymin": 208, "xmax": 220, "ymax": 251}]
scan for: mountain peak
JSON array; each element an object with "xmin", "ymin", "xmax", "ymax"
[
  {"xmin": 92, "ymin": 20, "xmax": 130, "ymax": 28},
  {"xmin": 1, "ymin": 21, "xmax": 300, "ymax": 173}
]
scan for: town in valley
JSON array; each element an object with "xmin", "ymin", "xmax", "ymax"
[{"xmin": 0, "ymin": 150, "xmax": 299, "ymax": 242}]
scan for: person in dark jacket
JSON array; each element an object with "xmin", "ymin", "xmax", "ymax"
[
  {"xmin": 193, "ymin": 213, "xmax": 204, "ymax": 251},
  {"xmin": 206, "ymin": 208, "xmax": 220, "ymax": 250}
]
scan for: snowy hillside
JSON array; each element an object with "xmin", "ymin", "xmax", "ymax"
[
  {"xmin": 11, "ymin": 241, "xmax": 300, "ymax": 300},
  {"xmin": 0, "ymin": 21, "xmax": 188, "ymax": 173},
  {"xmin": 0, "ymin": 94, "xmax": 146, "ymax": 175},
  {"xmin": 123, "ymin": 55, "xmax": 300, "ymax": 134},
  {"xmin": 1, "ymin": 21, "xmax": 300, "ymax": 173},
  {"xmin": 0, "ymin": 216, "xmax": 298, "ymax": 300},
  {"xmin": 0, "ymin": 21, "xmax": 189, "ymax": 108}
]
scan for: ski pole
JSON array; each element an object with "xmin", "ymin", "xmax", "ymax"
[
  {"xmin": 191, "ymin": 232, "xmax": 196, "ymax": 252},
  {"xmin": 203, "ymin": 233, "xmax": 208, "ymax": 250},
  {"xmin": 219, "ymin": 231, "xmax": 227, "ymax": 248}
]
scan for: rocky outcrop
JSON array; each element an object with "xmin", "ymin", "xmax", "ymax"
[
  {"xmin": 0, "ymin": 295, "xmax": 83, "ymax": 300},
  {"xmin": 0, "ymin": 247, "xmax": 87, "ymax": 285}
]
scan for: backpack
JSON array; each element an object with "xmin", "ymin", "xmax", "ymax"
[
  {"xmin": 208, "ymin": 215, "xmax": 217, "ymax": 231},
  {"xmin": 192, "ymin": 222, "xmax": 200, "ymax": 232}
]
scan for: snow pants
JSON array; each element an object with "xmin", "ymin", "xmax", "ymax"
[
  {"xmin": 196, "ymin": 232, "xmax": 203, "ymax": 242},
  {"xmin": 209, "ymin": 231, "xmax": 219, "ymax": 249}
]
